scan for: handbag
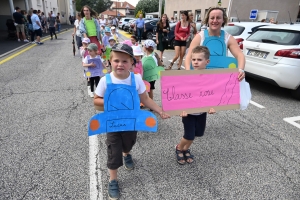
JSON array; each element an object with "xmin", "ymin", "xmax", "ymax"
[
  {"xmin": 240, "ymin": 79, "xmax": 251, "ymax": 110},
  {"xmin": 162, "ymin": 34, "xmax": 168, "ymax": 42}
]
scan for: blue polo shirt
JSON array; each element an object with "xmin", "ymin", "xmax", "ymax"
[{"xmin": 135, "ymin": 18, "xmax": 145, "ymax": 28}]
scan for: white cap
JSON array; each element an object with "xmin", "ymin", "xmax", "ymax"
[{"xmin": 143, "ymin": 39, "xmax": 156, "ymax": 48}]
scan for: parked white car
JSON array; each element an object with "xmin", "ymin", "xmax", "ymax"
[
  {"xmin": 243, "ymin": 24, "xmax": 300, "ymax": 99},
  {"xmin": 118, "ymin": 18, "xmax": 135, "ymax": 30},
  {"xmin": 224, "ymin": 22, "xmax": 276, "ymax": 57}
]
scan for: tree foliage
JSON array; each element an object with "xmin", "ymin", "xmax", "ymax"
[
  {"xmin": 134, "ymin": 0, "xmax": 165, "ymax": 17},
  {"xmin": 75, "ymin": 0, "xmax": 112, "ymax": 14}
]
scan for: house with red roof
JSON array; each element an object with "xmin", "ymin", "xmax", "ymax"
[{"xmin": 109, "ymin": 1, "xmax": 135, "ymax": 17}]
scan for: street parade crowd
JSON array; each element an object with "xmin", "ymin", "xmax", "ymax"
[{"xmin": 71, "ymin": 4, "xmax": 246, "ymax": 200}]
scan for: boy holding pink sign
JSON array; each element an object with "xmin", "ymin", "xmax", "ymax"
[{"xmin": 175, "ymin": 46, "xmax": 216, "ymax": 165}]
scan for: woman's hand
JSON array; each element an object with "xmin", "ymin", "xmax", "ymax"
[{"xmin": 238, "ymin": 69, "xmax": 245, "ymax": 81}]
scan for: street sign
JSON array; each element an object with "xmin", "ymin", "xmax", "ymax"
[{"xmin": 249, "ymin": 9, "xmax": 258, "ymax": 20}]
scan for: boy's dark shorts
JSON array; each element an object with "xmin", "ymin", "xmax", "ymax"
[
  {"xmin": 34, "ymin": 28, "xmax": 42, "ymax": 37},
  {"xmin": 149, "ymin": 80, "xmax": 156, "ymax": 90},
  {"xmin": 182, "ymin": 113, "xmax": 207, "ymax": 140},
  {"xmin": 106, "ymin": 131, "xmax": 137, "ymax": 170}
]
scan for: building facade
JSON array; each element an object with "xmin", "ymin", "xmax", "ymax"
[
  {"xmin": 165, "ymin": 0, "xmax": 299, "ymax": 23},
  {"xmin": 0, "ymin": 0, "xmax": 74, "ymax": 31},
  {"xmin": 110, "ymin": 1, "xmax": 135, "ymax": 17}
]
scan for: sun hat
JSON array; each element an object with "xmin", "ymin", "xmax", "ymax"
[
  {"xmin": 82, "ymin": 37, "xmax": 90, "ymax": 44},
  {"xmin": 87, "ymin": 43, "xmax": 98, "ymax": 51},
  {"xmin": 143, "ymin": 39, "xmax": 156, "ymax": 48},
  {"xmin": 122, "ymin": 40, "xmax": 133, "ymax": 46},
  {"xmin": 111, "ymin": 43, "xmax": 136, "ymax": 64},
  {"xmin": 105, "ymin": 26, "xmax": 111, "ymax": 32},
  {"xmin": 132, "ymin": 46, "xmax": 144, "ymax": 56},
  {"xmin": 109, "ymin": 37, "xmax": 116, "ymax": 42}
]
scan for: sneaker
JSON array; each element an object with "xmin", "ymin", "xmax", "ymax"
[
  {"xmin": 87, "ymin": 86, "xmax": 91, "ymax": 96},
  {"xmin": 108, "ymin": 180, "xmax": 120, "ymax": 200},
  {"xmin": 90, "ymin": 92, "xmax": 94, "ymax": 98},
  {"xmin": 18, "ymin": 39, "xmax": 20, "ymax": 42},
  {"xmin": 31, "ymin": 41, "xmax": 36, "ymax": 44},
  {"xmin": 123, "ymin": 154, "xmax": 134, "ymax": 170},
  {"xmin": 24, "ymin": 39, "xmax": 29, "ymax": 42},
  {"xmin": 36, "ymin": 42, "xmax": 44, "ymax": 45}
]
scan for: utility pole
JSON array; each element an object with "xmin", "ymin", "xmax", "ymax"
[{"xmin": 158, "ymin": 0, "xmax": 162, "ymax": 18}]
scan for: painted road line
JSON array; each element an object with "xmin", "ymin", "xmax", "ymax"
[
  {"xmin": 89, "ymin": 135, "xmax": 103, "ymax": 200},
  {"xmin": 0, "ymin": 30, "xmax": 70, "ymax": 65},
  {"xmin": 250, "ymin": 100, "xmax": 265, "ymax": 108},
  {"xmin": 119, "ymin": 30, "xmax": 131, "ymax": 39},
  {"xmin": 283, "ymin": 116, "xmax": 300, "ymax": 129}
]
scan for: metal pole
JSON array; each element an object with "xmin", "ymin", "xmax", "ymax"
[
  {"xmin": 24, "ymin": 0, "xmax": 29, "ymax": 11},
  {"xmin": 9, "ymin": 0, "xmax": 14, "ymax": 15},
  {"xmin": 158, "ymin": 0, "xmax": 162, "ymax": 18}
]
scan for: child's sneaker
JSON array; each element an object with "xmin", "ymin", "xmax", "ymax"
[
  {"xmin": 90, "ymin": 92, "xmax": 94, "ymax": 98},
  {"xmin": 123, "ymin": 154, "xmax": 134, "ymax": 170},
  {"xmin": 87, "ymin": 86, "xmax": 91, "ymax": 96},
  {"xmin": 108, "ymin": 180, "xmax": 120, "ymax": 200}
]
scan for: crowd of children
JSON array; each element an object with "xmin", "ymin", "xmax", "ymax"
[{"xmin": 78, "ymin": 29, "xmax": 215, "ymax": 199}]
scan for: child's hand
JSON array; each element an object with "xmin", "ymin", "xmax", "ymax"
[
  {"xmin": 180, "ymin": 111, "xmax": 188, "ymax": 117},
  {"xmin": 89, "ymin": 62, "xmax": 96, "ymax": 67},
  {"xmin": 159, "ymin": 111, "xmax": 170, "ymax": 119},
  {"xmin": 208, "ymin": 108, "xmax": 216, "ymax": 114}
]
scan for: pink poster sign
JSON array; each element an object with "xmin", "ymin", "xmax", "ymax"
[{"xmin": 161, "ymin": 69, "xmax": 240, "ymax": 115}]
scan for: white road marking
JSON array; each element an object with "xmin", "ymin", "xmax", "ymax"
[
  {"xmin": 250, "ymin": 100, "xmax": 265, "ymax": 108},
  {"xmin": 163, "ymin": 56, "xmax": 166, "ymax": 58},
  {"xmin": 283, "ymin": 116, "xmax": 300, "ymax": 129},
  {"xmin": 89, "ymin": 135, "xmax": 103, "ymax": 200}
]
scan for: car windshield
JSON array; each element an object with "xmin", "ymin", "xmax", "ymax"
[
  {"xmin": 247, "ymin": 29, "xmax": 300, "ymax": 45},
  {"xmin": 224, "ymin": 25, "xmax": 245, "ymax": 36}
]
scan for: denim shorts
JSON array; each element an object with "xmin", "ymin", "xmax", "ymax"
[{"xmin": 182, "ymin": 113, "xmax": 207, "ymax": 140}]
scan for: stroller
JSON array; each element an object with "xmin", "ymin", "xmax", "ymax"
[{"xmin": 6, "ymin": 19, "xmax": 17, "ymax": 40}]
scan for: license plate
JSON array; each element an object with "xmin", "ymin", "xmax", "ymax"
[{"xmin": 247, "ymin": 50, "xmax": 268, "ymax": 59}]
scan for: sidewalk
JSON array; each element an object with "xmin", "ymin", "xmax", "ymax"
[{"xmin": 0, "ymin": 24, "xmax": 73, "ymax": 57}]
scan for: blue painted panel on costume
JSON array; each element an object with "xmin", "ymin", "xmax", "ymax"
[
  {"xmin": 85, "ymin": 56, "xmax": 105, "ymax": 78},
  {"xmin": 203, "ymin": 30, "xmax": 238, "ymax": 69},
  {"xmin": 142, "ymin": 56, "xmax": 165, "ymax": 82},
  {"xmin": 88, "ymin": 72, "xmax": 158, "ymax": 136}
]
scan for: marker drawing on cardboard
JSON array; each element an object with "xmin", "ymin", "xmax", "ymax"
[
  {"xmin": 161, "ymin": 69, "xmax": 240, "ymax": 116},
  {"xmin": 88, "ymin": 73, "xmax": 158, "ymax": 136}
]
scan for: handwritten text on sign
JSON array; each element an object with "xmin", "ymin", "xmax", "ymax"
[{"xmin": 161, "ymin": 69, "xmax": 240, "ymax": 115}]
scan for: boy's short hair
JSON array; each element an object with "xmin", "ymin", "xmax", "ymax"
[
  {"xmin": 192, "ymin": 46, "xmax": 210, "ymax": 60},
  {"xmin": 131, "ymin": 35, "xmax": 137, "ymax": 41}
]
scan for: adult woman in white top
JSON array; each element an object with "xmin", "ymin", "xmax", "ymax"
[
  {"xmin": 72, "ymin": 13, "xmax": 82, "ymax": 50},
  {"xmin": 185, "ymin": 7, "xmax": 245, "ymax": 81},
  {"xmin": 99, "ymin": 14, "xmax": 107, "ymax": 26}
]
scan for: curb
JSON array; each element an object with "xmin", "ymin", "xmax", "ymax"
[{"xmin": 0, "ymin": 28, "xmax": 70, "ymax": 58}]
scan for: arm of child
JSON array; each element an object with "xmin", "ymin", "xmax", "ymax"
[
  {"xmin": 82, "ymin": 57, "xmax": 95, "ymax": 67},
  {"xmin": 139, "ymin": 92, "xmax": 170, "ymax": 119},
  {"xmin": 208, "ymin": 108, "xmax": 216, "ymax": 114},
  {"xmin": 180, "ymin": 111, "xmax": 188, "ymax": 117}
]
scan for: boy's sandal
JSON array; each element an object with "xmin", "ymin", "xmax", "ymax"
[
  {"xmin": 175, "ymin": 145, "xmax": 186, "ymax": 165},
  {"xmin": 184, "ymin": 149, "xmax": 194, "ymax": 164}
]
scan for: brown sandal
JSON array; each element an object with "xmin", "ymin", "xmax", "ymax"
[{"xmin": 166, "ymin": 62, "xmax": 174, "ymax": 70}]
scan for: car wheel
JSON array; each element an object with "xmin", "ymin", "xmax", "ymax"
[
  {"xmin": 291, "ymin": 86, "xmax": 300, "ymax": 100},
  {"xmin": 122, "ymin": 25, "xmax": 125, "ymax": 30},
  {"xmin": 146, "ymin": 32, "xmax": 152, "ymax": 39}
]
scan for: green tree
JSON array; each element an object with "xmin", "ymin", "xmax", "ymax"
[
  {"xmin": 134, "ymin": 0, "xmax": 165, "ymax": 17},
  {"xmin": 75, "ymin": 0, "xmax": 112, "ymax": 14}
]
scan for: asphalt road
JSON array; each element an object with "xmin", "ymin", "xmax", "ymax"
[{"xmin": 0, "ymin": 29, "xmax": 300, "ymax": 200}]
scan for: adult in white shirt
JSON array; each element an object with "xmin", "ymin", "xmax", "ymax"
[
  {"xmin": 72, "ymin": 13, "xmax": 82, "ymax": 49},
  {"xmin": 99, "ymin": 14, "xmax": 107, "ymax": 26},
  {"xmin": 31, "ymin": 9, "xmax": 43, "ymax": 45}
]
